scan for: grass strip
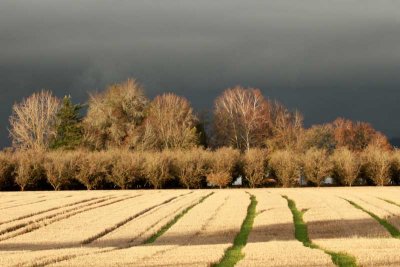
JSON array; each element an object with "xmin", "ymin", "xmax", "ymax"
[
  {"xmin": 344, "ymin": 198, "xmax": 400, "ymax": 238},
  {"xmin": 283, "ymin": 195, "xmax": 357, "ymax": 267},
  {"xmin": 212, "ymin": 193, "xmax": 257, "ymax": 267},
  {"xmin": 379, "ymin": 198, "xmax": 400, "ymax": 208},
  {"xmin": 82, "ymin": 195, "xmax": 184, "ymax": 244},
  {"xmin": 32, "ymin": 193, "xmax": 211, "ymax": 266},
  {"xmin": 143, "ymin": 192, "xmax": 214, "ymax": 244}
]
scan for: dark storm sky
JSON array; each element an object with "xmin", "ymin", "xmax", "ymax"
[{"xmin": 1, "ymin": 0, "xmax": 400, "ymax": 148}]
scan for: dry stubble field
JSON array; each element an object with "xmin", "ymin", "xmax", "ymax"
[{"xmin": 1, "ymin": 187, "xmax": 400, "ymax": 267}]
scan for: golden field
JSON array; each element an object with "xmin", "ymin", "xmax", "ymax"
[{"xmin": 1, "ymin": 187, "xmax": 400, "ymax": 267}]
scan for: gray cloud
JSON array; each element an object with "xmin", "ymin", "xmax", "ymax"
[{"xmin": 1, "ymin": 0, "xmax": 400, "ymax": 147}]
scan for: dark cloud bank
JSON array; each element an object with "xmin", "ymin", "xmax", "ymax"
[{"xmin": 1, "ymin": 0, "xmax": 400, "ymax": 148}]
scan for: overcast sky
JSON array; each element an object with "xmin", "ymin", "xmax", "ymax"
[{"xmin": 1, "ymin": 0, "xmax": 400, "ymax": 148}]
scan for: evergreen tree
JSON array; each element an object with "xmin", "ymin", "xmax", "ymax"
[
  {"xmin": 195, "ymin": 111, "xmax": 209, "ymax": 148},
  {"xmin": 51, "ymin": 95, "xmax": 84, "ymax": 149}
]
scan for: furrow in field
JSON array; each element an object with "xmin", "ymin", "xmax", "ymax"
[
  {"xmin": 46, "ymin": 193, "xmax": 218, "ymax": 267},
  {"xmin": 0, "ymin": 193, "xmax": 73, "ymax": 210},
  {"xmin": 1, "ymin": 247, "xmax": 112, "ymax": 267},
  {"xmin": 81, "ymin": 191, "xmax": 193, "ymax": 244},
  {"xmin": 135, "ymin": 190, "xmax": 249, "ymax": 267},
  {"xmin": 237, "ymin": 190, "xmax": 333, "ymax": 267},
  {"xmin": 362, "ymin": 187, "xmax": 400, "ymax": 204},
  {"xmin": 284, "ymin": 188, "xmax": 389, "ymax": 238},
  {"xmin": 15, "ymin": 191, "xmax": 212, "ymax": 267},
  {"xmin": 49, "ymin": 190, "xmax": 248, "ymax": 267},
  {"xmin": 0, "ymin": 199, "xmax": 16, "ymax": 207},
  {"xmin": 343, "ymin": 198, "xmax": 400, "ymax": 239},
  {"xmin": 284, "ymin": 195, "xmax": 356, "ymax": 267},
  {"xmin": 0, "ymin": 191, "xmax": 190, "ymax": 267},
  {"xmin": 379, "ymin": 198, "xmax": 400, "ymax": 210},
  {"xmin": 0, "ymin": 192, "xmax": 51, "ymax": 207},
  {"xmin": 0, "ymin": 195, "xmax": 116, "ymax": 238},
  {"xmin": 1, "ymin": 198, "xmax": 46, "ymax": 210},
  {"xmin": 336, "ymin": 191, "xmax": 400, "ymax": 231},
  {"xmin": 284, "ymin": 188, "xmax": 400, "ymax": 266},
  {"xmin": 0, "ymin": 194, "xmax": 138, "ymax": 242},
  {"xmin": 92, "ymin": 190, "xmax": 209, "ymax": 248},
  {"xmin": 4, "ymin": 188, "xmax": 400, "ymax": 267},
  {"xmin": 0, "ymin": 191, "xmax": 176, "ymax": 251},
  {"xmin": 0, "ymin": 195, "xmax": 105, "ymax": 226},
  {"xmin": 214, "ymin": 193, "xmax": 257, "ymax": 267},
  {"xmin": 0, "ymin": 194, "xmax": 35, "ymax": 207}
]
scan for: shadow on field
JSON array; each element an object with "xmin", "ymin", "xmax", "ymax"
[{"xmin": 0, "ymin": 217, "xmax": 392, "ymax": 251}]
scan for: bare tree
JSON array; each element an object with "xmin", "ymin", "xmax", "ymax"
[
  {"xmin": 267, "ymin": 102, "xmax": 304, "ymax": 152},
  {"xmin": 0, "ymin": 151, "xmax": 14, "ymax": 190},
  {"xmin": 142, "ymin": 93, "xmax": 199, "ymax": 150},
  {"xmin": 361, "ymin": 145, "xmax": 392, "ymax": 186},
  {"xmin": 75, "ymin": 151, "xmax": 112, "ymax": 190},
  {"xmin": 301, "ymin": 124, "xmax": 336, "ymax": 152},
  {"xmin": 143, "ymin": 150, "xmax": 175, "ymax": 189},
  {"xmin": 13, "ymin": 150, "xmax": 45, "ymax": 191},
  {"xmin": 302, "ymin": 148, "xmax": 332, "ymax": 187},
  {"xmin": 213, "ymin": 87, "xmax": 270, "ymax": 151},
  {"xmin": 330, "ymin": 118, "xmax": 392, "ymax": 151},
  {"xmin": 9, "ymin": 90, "xmax": 60, "ymax": 150},
  {"xmin": 243, "ymin": 148, "xmax": 268, "ymax": 188},
  {"xmin": 331, "ymin": 147, "xmax": 361, "ymax": 186},
  {"xmin": 206, "ymin": 172, "xmax": 231, "ymax": 189},
  {"xmin": 269, "ymin": 149, "xmax": 301, "ymax": 187},
  {"xmin": 206, "ymin": 147, "xmax": 240, "ymax": 188},
  {"xmin": 107, "ymin": 150, "xmax": 144, "ymax": 189},
  {"xmin": 391, "ymin": 149, "xmax": 400, "ymax": 185},
  {"xmin": 84, "ymin": 79, "xmax": 148, "ymax": 150},
  {"xmin": 43, "ymin": 151, "xmax": 77, "ymax": 190},
  {"xmin": 175, "ymin": 148, "xmax": 210, "ymax": 189}
]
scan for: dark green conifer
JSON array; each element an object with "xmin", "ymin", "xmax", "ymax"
[{"xmin": 51, "ymin": 95, "xmax": 84, "ymax": 149}]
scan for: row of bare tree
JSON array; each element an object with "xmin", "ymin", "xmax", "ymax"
[
  {"xmin": 9, "ymin": 80, "xmax": 200, "ymax": 151},
  {"xmin": 8, "ymin": 78, "xmax": 391, "ymax": 153},
  {"xmin": 3, "ymin": 78, "xmax": 397, "ymax": 190},
  {"xmin": 0, "ymin": 145, "xmax": 399, "ymax": 191}
]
